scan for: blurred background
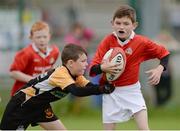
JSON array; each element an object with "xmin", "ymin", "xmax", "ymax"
[{"xmin": 0, "ymin": 0, "xmax": 180, "ymax": 130}]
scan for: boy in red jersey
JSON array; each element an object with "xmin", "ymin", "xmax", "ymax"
[
  {"xmin": 89, "ymin": 5, "xmax": 170, "ymax": 130},
  {"xmin": 10, "ymin": 21, "xmax": 59, "ymax": 96}
]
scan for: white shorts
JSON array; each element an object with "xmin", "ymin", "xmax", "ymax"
[{"xmin": 102, "ymin": 81, "xmax": 147, "ymax": 123}]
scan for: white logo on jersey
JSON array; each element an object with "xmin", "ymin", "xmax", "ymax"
[
  {"xmin": 34, "ymin": 58, "xmax": 40, "ymax": 62},
  {"xmin": 125, "ymin": 47, "xmax": 133, "ymax": 55}
]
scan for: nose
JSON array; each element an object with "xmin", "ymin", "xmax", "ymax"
[
  {"xmin": 40, "ymin": 38, "xmax": 45, "ymax": 42},
  {"xmin": 119, "ymin": 24, "xmax": 125, "ymax": 29},
  {"xmin": 85, "ymin": 61, "xmax": 88, "ymax": 67}
]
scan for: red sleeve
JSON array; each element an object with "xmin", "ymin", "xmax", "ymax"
[
  {"xmin": 10, "ymin": 49, "xmax": 32, "ymax": 72},
  {"xmin": 142, "ymin": 38, "xmax": 170, "ymax": 61},
  {"xmin": 89, "ymin": 36, "xmax": 111, "ymax": 76}
]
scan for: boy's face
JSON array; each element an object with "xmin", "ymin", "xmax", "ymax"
[
  {"xmin": 112, "ymin": 17, "xmax": 137, "ymax": 40},
  {"xmin": 68, "ymin": 53, "xmax": 88, "ymax": 76},
  {"xmin": 31, "ymin": 29, "xmax": 50, "ymax": 52}
]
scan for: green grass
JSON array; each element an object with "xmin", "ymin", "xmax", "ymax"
[
  {"xmin": 1, "ymin": 89, "xmax": 180, "ymax": 130},
  {"xmin": 25, "ymin": 99, "xmax": 180, "ymax": 130},
  {"xmin": 27, "ymin": 105, "xmax": 180, "ymax": 130}
]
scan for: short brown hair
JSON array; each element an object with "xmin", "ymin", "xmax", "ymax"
[
  {"xmin": 61, "ymin": 44, "xmax": 87, "ymax": 65},
  {"xmin": 113, "ymin": 5, "xmax": 136, "ymax": 23},
  {"xmin": 29, "ymin": 21, "xmax": 50, "ymax": 39}
]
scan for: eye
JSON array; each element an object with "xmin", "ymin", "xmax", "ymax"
[
  {"xmin": 115, "ymin": 21, "xmax": 121, "ymax": 25},
  {"xmin": 123, "ymin": 22, "xmax": 130, "ymax": 26},
  {"xmin": 81, "ymin": 59, "xmax": 87, "ymax": 63},
  {"xmin": 36, "ymin": 36, "xmax": 41, "ymax": 39},
  {"xmin": 43, "ymin": 36, "xmax": 47, "ymax": 39}
]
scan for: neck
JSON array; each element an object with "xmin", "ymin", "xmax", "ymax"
[
  {"xmin": 40, "ymin": 48, "xmax": 47, "ymax": 54},
  {"xmin": 63, "ymin": 65, "xmax": 76, "ymax": 79},
  {"xmin": 118, "ymin": 37, "xmax": 126, "ymax": 42}
]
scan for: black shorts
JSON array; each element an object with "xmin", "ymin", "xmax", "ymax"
[{"xmin": 0, "ymin": 91, "xmax": 58, "ymax": 130}]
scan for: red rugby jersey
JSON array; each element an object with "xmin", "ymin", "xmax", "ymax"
[
  {"xmin": 10, "ymin": 44, "xmax": 60, "ymax": 96},
  {"xmin": 90, "ymin": 33, "xmax": 170, "ymax": 87}
]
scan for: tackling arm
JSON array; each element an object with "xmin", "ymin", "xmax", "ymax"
[
  {"xmin": 64, "ymin": 82, "xmax": 115, "ymax": 97},
  {"xmin": 90, "ymin": 64, "xmax": 102, "ymax": 75}
]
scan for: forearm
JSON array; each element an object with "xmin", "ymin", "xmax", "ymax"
[
  {"xmin": 90, "ymin": 64, "xmax": 102, "ymax": 76},
  {"xmin": 160, "ymin": 54, "xmax": 169, "ymax": 71},
  {"xmin": 65, "ymin": 83, "xmax": 102, "ymax": 97},
  {"xmin": 10, "ymin": 71, "xmax": 33, "ymax": 82}
]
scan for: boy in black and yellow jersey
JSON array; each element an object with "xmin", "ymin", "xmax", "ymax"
[{"xmin": 0, "ymin": 44, "xmax": 115, "ymax": 130}]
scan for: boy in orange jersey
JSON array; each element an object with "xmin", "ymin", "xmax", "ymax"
[
  {"xmin": 0, "ymin": 44, "xmax": 115, "ymax": 130},
  {"xmin": 10, "ymin": 21, "xmax": 59, "ymax": 96},
  {"xmin": 89, "ymin": 5, "xmax": 170, "ymax": 130}
]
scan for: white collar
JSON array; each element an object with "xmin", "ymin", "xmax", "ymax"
[
  {"xmin": 113, "ymin": 31, "xmax": 135, "ymax": 46},
  {"xmin": 32, "ymin": 43, "xmax": 52, "ymax": 58}
]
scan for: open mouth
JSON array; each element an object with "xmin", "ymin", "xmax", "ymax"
[
  {"xmin": 118, "ymin": 31, "xmax": 125, "ymax": 34},
  {"xmin": 39, "ymin": 44, "xmax": 47, "ymax": 47}
]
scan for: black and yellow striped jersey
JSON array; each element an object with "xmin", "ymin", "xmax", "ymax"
[{"xmin": 19, "ymin": 66, "xmax": 90, "ymax": 105}]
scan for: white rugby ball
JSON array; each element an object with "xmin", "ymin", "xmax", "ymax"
[{"xmin": 103, "ymin": 47, "xmax": 126, "ymax": 81}]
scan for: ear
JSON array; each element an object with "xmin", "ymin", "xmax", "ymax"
[
  {"xmin": 67, "ymin": 60, "xmax": 74, "ymax": 67},
  {"xmin": 133, "ymin": 22, "xmax": 138, "ymax": 30}
]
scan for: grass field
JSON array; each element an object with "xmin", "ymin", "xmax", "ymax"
[
  {"xmin": 1, "ymin": 77, "xmax": 180, "ymax": 130},
  {"xmin": 27, "ymin": 102, "xmax": 180, "ymax": 130},
  {"xmin": 1, "ymin": 93, "xmax": 180, "ymax": 130}
]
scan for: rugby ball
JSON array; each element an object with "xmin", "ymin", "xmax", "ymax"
[{"xmin": 103, "ymin": 47, "xmax": 126, "ymax": 81}]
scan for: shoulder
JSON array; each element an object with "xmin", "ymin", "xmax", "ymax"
[
  {"xmin": 55, "ymin": 66, "xmax": 69, "ymax": 74},
  {"xmin": 99, "ymin": 34, "xmax": 116, "ymax": 47},
  {"xmin": 134, "ymin": 34, "xmax": 152, "ymax": 43},
  {"xmin": 50, "ymin": 44, "xmax": 60, "ymax": 54},
  {"xmin": 50, "ymin": 66, "xmax": 73, "ymax": 81},
  {"xmin": 15, "ymin": 44, "xmax": 34, "ymax": 57},
  {"xmin": 49, "ymin": 66, "xmax": 75, "ymax": 89}
]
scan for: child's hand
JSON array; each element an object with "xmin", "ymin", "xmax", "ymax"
[
  {"xmin": 99, "ymin": 83, "xmax": 115, "ymax": 94},
  {"xmin": 145, "ymin": 65, "xmax": 164, "ymax": 86},
  {"xmin": 101, "ymin": 58, "xmax": 121, "ymax": 75}
]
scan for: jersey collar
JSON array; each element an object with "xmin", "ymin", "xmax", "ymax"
[
  {"xmin": 32, "ymin": 43, "xmax": 52, "ymax": 58},
  {"xmin": 62, "ymin": 65, "xmax": 77, "ymax": 80},
  {"xmin": 113, "ymin": 31, "xmax": 135, "ymax": 46}
]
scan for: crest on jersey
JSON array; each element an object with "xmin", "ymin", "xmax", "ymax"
[
  {"xmin": 125, "ymin": 47, "xmax": 133, "ymax": 55},
  {"xmin": 44, "ymin": 108, "xmax": 54, "ymax": 118},
  {"xmin": 34, "ymin": 58, "xmax": 40, "ymax": 62}
]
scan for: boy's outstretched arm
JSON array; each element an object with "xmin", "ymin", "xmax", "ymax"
[{"xmin": 64, "ymin": 82, "xmax": 115, "ymax": 96}]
